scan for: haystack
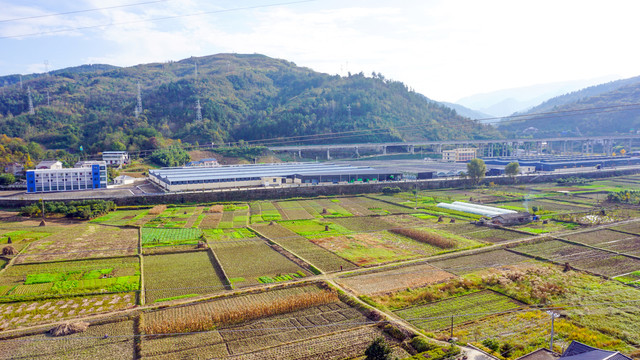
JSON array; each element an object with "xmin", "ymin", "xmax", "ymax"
[
  {"xmin": 49, "ymin": 321, "xmax": 89, "ymax": 336},
  {"xmin": 39, "ymin": 220, "xmax": 46, "ymax": 227},
  {"xmin": 197, "ymin": 241, "xmax": 208, "ymax": 249},
  {"xmin": 2, "ymin": 246, "xmax": 16, "ymax": 256}
]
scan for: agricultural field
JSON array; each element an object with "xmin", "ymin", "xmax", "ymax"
[
  {"xmin": 348, "ymin": 196, "xmax": 416, "ymax": 215},
  {"xmin": 144, "ymin": 251, "xmax": 226, "ymax": 303},
  {"xmin": 428, "ymin": 249, "xmax": 532, "ymax": 275},
  {"xmin": 17, "ymin": 224, "xmax": 138, "ymax": 263},
  {"xmin": 0, "ymin": 318, "xmax": 136, "ymax": 359},
  {"xmin": 564, "ymin": 229, "xmax": 636, "ymax": 246},
  {"xmin": 198, "ymin": 212, "xmax": 222, "ymax": 229},
  {"xmin": 249, "ymin": 201, "xmax": 282, "ymax": 223},
  {"xmin": 448, "ymin": 310, "xmax": 634, "ymax": 359},
  {"xmin": 210, "ymin": 238, "xmax": 310, "ymax": 287},
  {"xmin": 139, "ymin": 284, "xmax": 410, "ymax": 359},
  {"xmin": 0, "ymin": 228, "xmax": 53, "ymax": 255},
  {"xmin": 90, "ymin": 209, "xmax": 149, "ymax": 226},
  {"xmin": 337, "ymin": 262, "xmax": 456, "ymax": 295},
  {"xmin": 512, "ymin": 239, "xmax": 640, "ymax": 277},
  {"xmin": 0, "ymin": 293, "xmax": 135, "ymax": 331},
  {"xmin": 394, "ymin": 290, "xmax": 522, "ymax": 331},
  {"xmin": 611, "ymin": 220, "xmax": 640, "ymax": 235},
  {"xmin": 141, "ymin": 227, "xmax": 203, "ymax": 252},
  {"xmin": 0, "ymin": 257, "xmax": 139, "ymax": 302},
  {"xmin": 275, "ymin": 200, "xmax": 314, "ymax": 220},
  {"xmin": 251, "ymin": 223, "xmax": 356, "ymax": 272}
]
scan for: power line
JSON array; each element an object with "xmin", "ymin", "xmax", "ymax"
[
  {"xmin": 0, "ymin": 0, "xmax": 317, "ymax": 40},
  {"xmin": 0, "ymin": 0, "xmax": 173, "ymax": 24}
]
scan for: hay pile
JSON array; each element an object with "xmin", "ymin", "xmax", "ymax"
[
  {"xmin": 2, "ymin": 246, "xmax": 16, "ymax": 256},
  {"xmin": 50, "ymin": 321, "xmax": 89, "ymax": 337}
]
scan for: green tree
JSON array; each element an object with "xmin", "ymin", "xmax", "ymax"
[
  {"xmin": 505, "ymin": 162, "xmax": 520, "ymax": 178},
  {"xmin": 365, "ymin": 337, "xmax": 392, "ymax": 360},
  {"xmin": 466, "ymin": 158, "xmax": 486, "ymax": 186},
  {"xmin": 0, "ymin": 173, "xmax": 15, "ymax": 185}
]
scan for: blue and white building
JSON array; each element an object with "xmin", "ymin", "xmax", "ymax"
[{"xmin": 26, "ymin": 161, "xmax": 108, "ymax": 193}]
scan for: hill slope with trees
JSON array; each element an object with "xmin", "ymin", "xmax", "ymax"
[
  {"xmin": 499, "ymin": 76, "xmax": 640, "ymax": 137},
  {"xmin": 0, "ymin": 53, "xmax": 501, "ymax": 154}
]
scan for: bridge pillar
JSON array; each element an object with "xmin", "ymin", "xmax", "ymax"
[
  {"xmin": 409, "ymin": 145, "xmax": 415, "ymax": 154},
  {"xmin": 298, "ymin": 150, "xmax": 302, "ymax": 158},
  {"xmin": 382, "ymin": 146, "xmax": 387, "ymax": 155},
  {"xmin": 327, "ymin": 149, "xmax": 331, "ymax": 160},
  {"xmin": 355, "ymin": 146, "xmax": 360, "ymax": 158}
]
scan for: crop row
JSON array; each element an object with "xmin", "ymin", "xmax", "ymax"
[
  {"xmin": 141, "ymin": 228, "xmax": 203, "ymax": 247},
  {"xmin": 394, "ymin": 290, "xmax": 521, "ymax": 331}
]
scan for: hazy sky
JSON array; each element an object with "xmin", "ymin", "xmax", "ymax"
[{"xmin": 1, "ymin": 0, "xmax": 639, "ymax": 102}]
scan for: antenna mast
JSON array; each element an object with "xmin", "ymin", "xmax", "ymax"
[{"xmin": 134, "ymin": 82, "xmax": 142, "ymax": 118}]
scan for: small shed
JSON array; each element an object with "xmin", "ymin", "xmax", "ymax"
[
  {"xmin": 113, "ymin": 175, "xmax": 136, "ymax": 185},
  {"xmin": 490, "ymin": 212, "xmax": 533, "ymax": 226},
  {"xmin": 515, "ymin": 348, "xmax": 560, "ymax": 360}
]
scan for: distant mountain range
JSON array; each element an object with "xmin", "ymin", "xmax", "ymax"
[
  {"xmin": 440, "ymin": 102, "xmax": 494, "ymax": 121},
  {"xmin": 0, "ymin": 53, "xmax": 500, "ymax": 153},
  {"xmin": 498, "ymin": 76, "xmax": 640, "ymax": 137},
  {"xmin": 455, "ymin": 76, "xmax": 622, "ymax": 117}
]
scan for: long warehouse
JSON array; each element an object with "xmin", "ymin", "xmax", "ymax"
[{"xmin": 149, "ymin": 162, "xmax": 403, "ymax": 192}]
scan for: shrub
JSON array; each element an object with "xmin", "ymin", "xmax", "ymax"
[
  {"xmin": 365, "ymin": 337, "xmax": 392, "ymax": 360},
  {"xmin": 382, "ymin": 186, "xmax": 402, "ymax": 195},
  {"xmin": 410, "ymin": 337, "xmax": 438, "ymax": 352},
  {"xmin": 482, "ymin": 338, "xmax": 500, "ymax": 352},
  {"xmin": 389, "ymin": 228, "xmax": 456, "ymax": 249},
  {"xmin": 19, "ymin": 200, "xmax": 116, "ymax": 220}
]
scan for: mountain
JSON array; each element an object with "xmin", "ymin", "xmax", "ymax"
[
  {"xmin": 456, "ymin": 75, "xmax": 621, "ymax": 117},
  {"xmin": 0, "ymin": 54, "xmax": 501, "ymax": 154},
  {"xmin": 498, "ymin": 76, "xmax": 640, "ymax": 137},
  {"xmin": 440, "ymin": 102, "xmax": 493, "ymax": 121}
]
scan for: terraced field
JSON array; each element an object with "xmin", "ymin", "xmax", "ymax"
[
  {"xmin": 512, "ymin": 239, "xmax": 640, "ymax": 277},
  {"xmin": 394, "ymin": 290, "xmax": 522, "ymax": 331},
  {"xmin": 251, "ymin": 223, "xmax": 356, "ymax": 272}
]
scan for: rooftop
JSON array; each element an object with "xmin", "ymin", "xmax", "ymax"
[{"xmin": 150, "ymin": 162, "xmax": 398, "ymax": 184}]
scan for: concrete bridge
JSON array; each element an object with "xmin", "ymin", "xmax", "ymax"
[{"xmin": 267, "ymin": 135, "xmax": 640, "ymax": 159}]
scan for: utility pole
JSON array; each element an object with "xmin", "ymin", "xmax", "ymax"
[
  {"xmin": 134, "ymin": 82, "xmax": 142, "ymax": 118},
  {"xmin": 27, "ymin": 87, "xmax": 35, "ymax": 115},
  {"xmin": 195, "ymin": 99, "xmax": 203, "ymax": 122},
  {"xmin": 547, "ymin": 310, "xmax": 559, "ymax": 351}
]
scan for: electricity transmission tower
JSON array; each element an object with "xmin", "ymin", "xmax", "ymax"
[
  {"xmin": 196, "ymin": 99, "xmax": 203, "ymax": 122},
  {"xmin": 134, "ymin": 82, "xmax": 143, "ymax": 118},
  {"xmin": 27, "ymin": 87, "xmax": 35, "ymax": 115}
]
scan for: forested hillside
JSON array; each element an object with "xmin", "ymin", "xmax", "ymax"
[
  {"xmin": 499, "ymin": 77, "xmax": 640, "ymax": 137},
  {"xmin": 0, "ymin": 54, "xmax": 500, "ymax": 154}
]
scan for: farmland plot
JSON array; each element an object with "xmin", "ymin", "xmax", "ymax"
[
  {"xmin": 429, "ymin": 249, "xmax": 532, "ymax": 275},
  {"xmin": 311, "ymin": 232, "xmax": 421, "ymax": 266},
  {"xmin": 275, "ymin": 200, "xmax": 314, "ymax": 220},
  {"xmin": 198, "ymin": 212, "xmax": 222, "ymax": 229},
  {"xmin": 394, "ymin": 290, "xmax": 522, "ymax": 331},
  {"xmin": 512, "ymin": 239, "xmax": 640, "ymax": 277},
  {"xmin": 141, "ymin": 228, "xmax": 203, "ymax": 250},
  {"xmin": 0, "ymin": 229, "xmax": 52, "ymax": 254},
  {"xmin": 564, "ymin": 229, "xmax": 635, "ymax": 246},
  {"xmin": 301, "ymin": 199, "xmax": 353, "ymax": 218},
  {"xmin": 331, "ymin": 216, "xmax": 396, "ymax": 232},
  {"xmin": 144, "ymin": 251, "xmax": 226, "ymax": 303},
  {"xmin": 0, "ymin": 293, "xmax": 135, "ymax": 330},
  {"xmin": 140, "ymin": 285, "xmax": 394, "ymax": 359},
  {"xmin": 252, "ymin": 223, "xmax": 356, "ymax": 272},
  {"xmin": 90, "ymin": 209, "xmax": 147, "ymax": 226},
  {"xmin": 210, "ymin": 238, "xmax": 310, "ymax": 287},
  {"xmin": 0, "ymin": 257, "xmax": 139, "ymax": 302},
  {"xmin": 334, "ymin": 197, "xmax": 376, "ymax": 216},
  {"xmin": 459, "ymin": 228, "xmax": 529, "ymax": 243},
  {"xmin": 611, "ymin": 221, "xmax": 640, "ymax": 235},
  {"xmin": 17, "ymin": 224, "xmax": 138, "ymax": 263},
  {"xmin": 337, "ymin": 263, "xmax": 456, "ymax": 295},
  {"xmin": 361, "ymin": 196, "xmax": 420, "ymax": 214},
  {"xmin": 0, "ymin": 319, "xmax": 135, "ymax": 359}
]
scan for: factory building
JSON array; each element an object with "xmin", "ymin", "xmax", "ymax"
[
  {"xmin": 483, "ymin": 155, "xmax": 640, "ymax": 172},
  {"xmin": 26, "ymin": 161, "xmax": 108, "ymax": 193},
  {"xmin": 149, "ymin": 163, "xmax": 402, "ymax": 192}
]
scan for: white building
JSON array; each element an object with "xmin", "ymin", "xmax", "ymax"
[
  {"xmin": 102, "ymin": 151, "xmax": 129, "ymax": 167},
  {"xmin": 113, "ymin": 175, "xmax": 136, "ymax": 185},
  {"xmin": 442, "ymin": 148, "xmax": 477, "ymax": 162},
  {"xmin": 36, "ymin": 160, "xmax": 63, "ymax": 170},
  {"xmin": 26, "ymin": 161, "xmax": 107, "ymax": 193},
  {"xmin": 186, "ymin": 158, "xmax": 219, "ymax": 167}
]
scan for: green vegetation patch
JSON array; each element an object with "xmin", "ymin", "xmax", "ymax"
[
  {"xmin": 394, "ymin": 290, "xmax": 521, "ymax": 331},
  {"xmin": 141, "ymin": 228, "xmax": 204, "ymax": 247},
  {"xmin": 280, "ymin": 219, "xmax": 352, "ymax": 239}
]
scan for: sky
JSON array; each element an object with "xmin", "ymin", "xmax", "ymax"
[{"xmin": 1, "ymin": 0, "xmax": 640, "ymax": 103}]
